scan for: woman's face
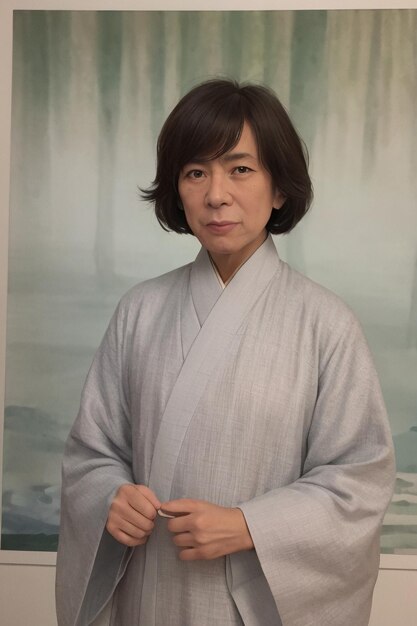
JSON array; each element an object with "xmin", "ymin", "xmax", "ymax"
[{"xmin": 178, "ymin": 122, "xmax": 284, "ymax": 277}]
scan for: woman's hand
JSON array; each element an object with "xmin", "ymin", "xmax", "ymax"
[
  {"xmin": 160, "ymin": 498, "xmax": 254, "ymax": 561},
  {"xmin": 106, "ymin": 484, "xmax": 161, "ymax": 547}
]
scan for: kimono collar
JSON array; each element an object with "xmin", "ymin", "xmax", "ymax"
[{"xmin": 190, "ymin": 235, "xmax": 281, "ymax": 327}]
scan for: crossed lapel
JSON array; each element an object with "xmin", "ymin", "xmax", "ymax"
[
  {"xmin": 149, "ymin": 236, "xmax": 281, "ymax": 501},
  {"xmin": 140, "ymin": 236, "xmax": 281, "ymax": 625}
]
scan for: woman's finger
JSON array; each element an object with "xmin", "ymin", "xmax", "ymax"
[
  {"xmin": 171, "ymin": 532, "xmax": 195, "ymax": 548},
  {"xmin": 116, "ymin": 517, "xmax": 153, "ymax": 540},
  {"xmin": 110, "ymin": 500, "xmax": 155, "ymax": 532}
]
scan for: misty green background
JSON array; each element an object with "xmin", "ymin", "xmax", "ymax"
[{"xmin": 2, "ymin": 10, "xmax": 417, "ymax": 553}]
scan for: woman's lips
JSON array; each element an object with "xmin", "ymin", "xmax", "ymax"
[{"xmin": 206, "ymin": 221, "xmax": 238, "ymax": 234}]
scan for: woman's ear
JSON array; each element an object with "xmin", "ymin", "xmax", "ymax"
[{"xmin": 273, "ymin": 190, "xmax": 286, "ymax": 210}]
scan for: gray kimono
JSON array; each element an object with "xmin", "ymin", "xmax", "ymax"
[{"xmin": 56, "ymin": 236, "xmax": 395, "ymax": 626}]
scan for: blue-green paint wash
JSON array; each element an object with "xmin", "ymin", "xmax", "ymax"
[
  {"xmin": 148, "ymin": 12, "xmax": 166, "ymax": 139},
  {"xmin": 363, "ymin": 10, "xmax": 382, "ymax": 176},
  {"xmin": 45, "ymin": 11, "xmax": 71, "ymax": 130},
  {"xmin": 15, "ymin": 11, "xmax": 50, "ymax": 108},
  {"xmin": 95, "ymin": 12, "xmax": 123, "ymax": 280},
  {"xmin": 289, "ymin": 11, "xmax": 328, "ymax": 148},
  {"xmin": 221, "ymin": 12, "xmax": 245, "ymax": 81},
  {"xmin": 97, "ymin": 12, "xmax": 123, "ymax": 135}
]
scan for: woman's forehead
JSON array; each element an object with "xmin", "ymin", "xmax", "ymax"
[{"xmin": 187, "ymin": 121, "xmax": 259, "ymax": 164}]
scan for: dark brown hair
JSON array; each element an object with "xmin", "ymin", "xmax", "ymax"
[{"xmin": 141, "ymin": 79, "xmax": 313, "ymax": 234}]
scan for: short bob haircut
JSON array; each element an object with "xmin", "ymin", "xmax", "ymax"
[{"xmin": 141, "ymin": 79, "xmax": 313, "ymax": 235}]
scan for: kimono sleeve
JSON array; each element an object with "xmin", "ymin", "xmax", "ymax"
[
  {"xmin": 56, "ymin": 299, "xmax": 135, "ymax": 626},
  {"xmin": 238, "ymin": 312, "xmax": 395, "ymax": 626}
]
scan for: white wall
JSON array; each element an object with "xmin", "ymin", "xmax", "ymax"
[{"xmin": 0, "ymin": 565, "xmax": 416, "ymax": 626}]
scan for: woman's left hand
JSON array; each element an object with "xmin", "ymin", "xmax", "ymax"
[{"xmin": 160, "ymin": 498, "xmax": 254, "ymax": 561}]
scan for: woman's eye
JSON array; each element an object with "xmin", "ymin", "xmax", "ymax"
[
  {"xmin": 187, "ymin": 170, "xmax": 204, "ymax": 179},
  {"xmin": 235, "ymin": 166, "xmax": 251, "ymax": 174}
]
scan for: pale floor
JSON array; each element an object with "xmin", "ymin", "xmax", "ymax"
[{"xmin": 0, "ymin": 564, "xmax": 415, "ymax": 626}]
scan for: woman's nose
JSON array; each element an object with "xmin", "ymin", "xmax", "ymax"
[{"xmin": 205, "ymin": 173, "xmax": 232, "ymax": 208}]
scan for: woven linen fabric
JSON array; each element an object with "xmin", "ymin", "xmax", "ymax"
[{"xmin": 56, "ymin": 236, "xmax": 395, "ymax": 626}]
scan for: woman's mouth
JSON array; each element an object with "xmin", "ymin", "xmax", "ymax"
[{"xmin": 206, "ymin": 221, "xmax": 238, "ymax": 234}]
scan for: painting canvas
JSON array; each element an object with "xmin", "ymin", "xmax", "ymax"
[{"xmin": 1, "ymin": 9, "xmax": 417, "ymax": 555}]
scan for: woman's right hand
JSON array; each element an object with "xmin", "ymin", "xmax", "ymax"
[{"xmin": 106, "ymin": 484, "xmax": 161, "ymax": 547}]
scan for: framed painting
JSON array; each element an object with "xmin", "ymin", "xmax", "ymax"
[{"xmin": 0, "ymin": 1, "xmax": 416, "ymax": 571}]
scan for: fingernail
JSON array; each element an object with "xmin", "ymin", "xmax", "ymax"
[{"xmin": 158, "ymin": 509, "xmax": 176, "ymax": 519}]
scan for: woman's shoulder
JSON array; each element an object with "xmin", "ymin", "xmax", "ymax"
[
  {"xmin": 120, "ymin": 262, "xmax": 192, "ymax": 307},
  {"xmin": 277, "ymin": 263, "xmax": 373, "ymax": 371},
  {"xmin": 279, "ymin": 261, "xmax": 361, "ymax": 333}
]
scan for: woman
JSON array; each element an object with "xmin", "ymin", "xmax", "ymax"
[{"xmin": 56, "ymin": 80, "xmax": 395, "ymax": 626}]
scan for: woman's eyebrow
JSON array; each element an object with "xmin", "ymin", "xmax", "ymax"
[
  {"xmin": 184, "ymin": 152, "xmax": 257, "ymax": 167},
  {"xmin": 221, "ymin": 152, "xmax": 256, "ymax": 162}
]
